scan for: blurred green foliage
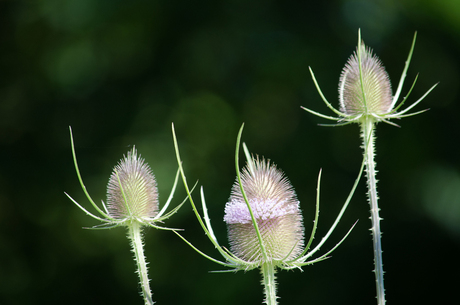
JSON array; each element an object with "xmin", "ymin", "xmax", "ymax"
[{"xmin": 1, "ymin": 0, "xmax": 459, "ymax": 304}]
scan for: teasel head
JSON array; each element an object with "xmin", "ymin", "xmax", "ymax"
[
  {"xmin": 172, "ymin": 124, "xmax": 363, "ymax": 272},
  {"xmin": 224, "ymin": 156, "xmax": 304, "ymax": 264},
  {"xmin": 66, "ymin": 127, "xmax": 184, "ymax": 230},
  {"xmin": 339, "ymin": 42, "xmax": 393, "ymax": 116},
  {"xmin": 106, "ymin": 148, "xmax": 159, "ymax": 223},
  {"xmin": 172, "ymin": 122, "xmax": 365, "ymax": 305},
  {"xmin": 303, "ymin": 29, "xmax": 437, "ymax": 127}
]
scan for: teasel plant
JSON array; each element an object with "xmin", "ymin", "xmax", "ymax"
[
  {"xmin": 65, "ymin": 127, "xmax": 187, "ymax": 305},
  {"xmin": 171, "ymin": 123, "xmax": 365, "ymax": 305},
  {"xmin": 302, "ymin": 30, "xmax": 437, "ymax": 305}
]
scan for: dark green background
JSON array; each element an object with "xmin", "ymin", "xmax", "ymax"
[{"xmin": 1, "ymin": 0, "xmax": 459, "ymax": 304}]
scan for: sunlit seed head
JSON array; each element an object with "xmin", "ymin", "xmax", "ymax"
[
  {"xmin": 224, "ymin": 157, "xmax": 304, "ymax": 263},
  {"xmin": 106, "ymin": 147, "xmax": 159, "ymax": 221},
  {"xmin": 339, "ymin": 42, "xmax": 393, "ymax": 116}
]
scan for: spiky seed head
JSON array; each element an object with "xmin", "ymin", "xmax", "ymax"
[
  {"xmin": 106, "ymin": 147, "xmax": 159, "ymax": 221},
  {"xmin": 223, "ymin": 157, "xmax": 304, "ymax": 264},
  {"xmin": 339, "ymin": 42, "xmax": 393, "ymax": 116}
]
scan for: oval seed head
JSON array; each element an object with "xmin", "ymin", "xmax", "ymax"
[
  {"xmin": 106, "ymin": 147, "xmax": 159, "ymax": 221},
  {"xmin": 339, "ymin": 41, "xmax": 392, "ymax": 116},
  {"xmin": 223, "ymin": 157, "xmax": 304, "ymax": 264}
]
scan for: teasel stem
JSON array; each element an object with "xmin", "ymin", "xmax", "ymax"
[
  {"xmin": 361, "ymin": 117, "xmax": 385, "ymax": 305},
  {"xmin": 128, "ymin": 221, "xmax": 154, "ymax": 305},
  {"xmin": 261, "ymin": 262, "xmax": 278, "ymax": 305}
]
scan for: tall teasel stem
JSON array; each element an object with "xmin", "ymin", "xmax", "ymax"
[
  {"xmin": 361, "ymin": 117, "xmax": 385, "ymax": 305},
  {"xmin": 66, "ymin": 127, "xmax": 185, "ymax": 305},
  {"xmin": 261, "ymin": 262, "xmax": 278, "ymax": 305},
  {"xmin": 303, "ymin": 30, "xmax": 437, "ymax": 305},
  {"xmin": 128, "ymin": 221, "xmax": 154, "ymax": 305}
]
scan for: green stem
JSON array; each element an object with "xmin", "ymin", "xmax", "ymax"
[
  {"xmin": 261, "ymin": 263, "xmax": 277, "ymax": 305},
  {"xmin": 128, "ymin": 222, "xmax": 154, "ymax": 305},
  {"xmin": 361, "ymin": 117, "xmax": 385, "ymax": 305}
]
